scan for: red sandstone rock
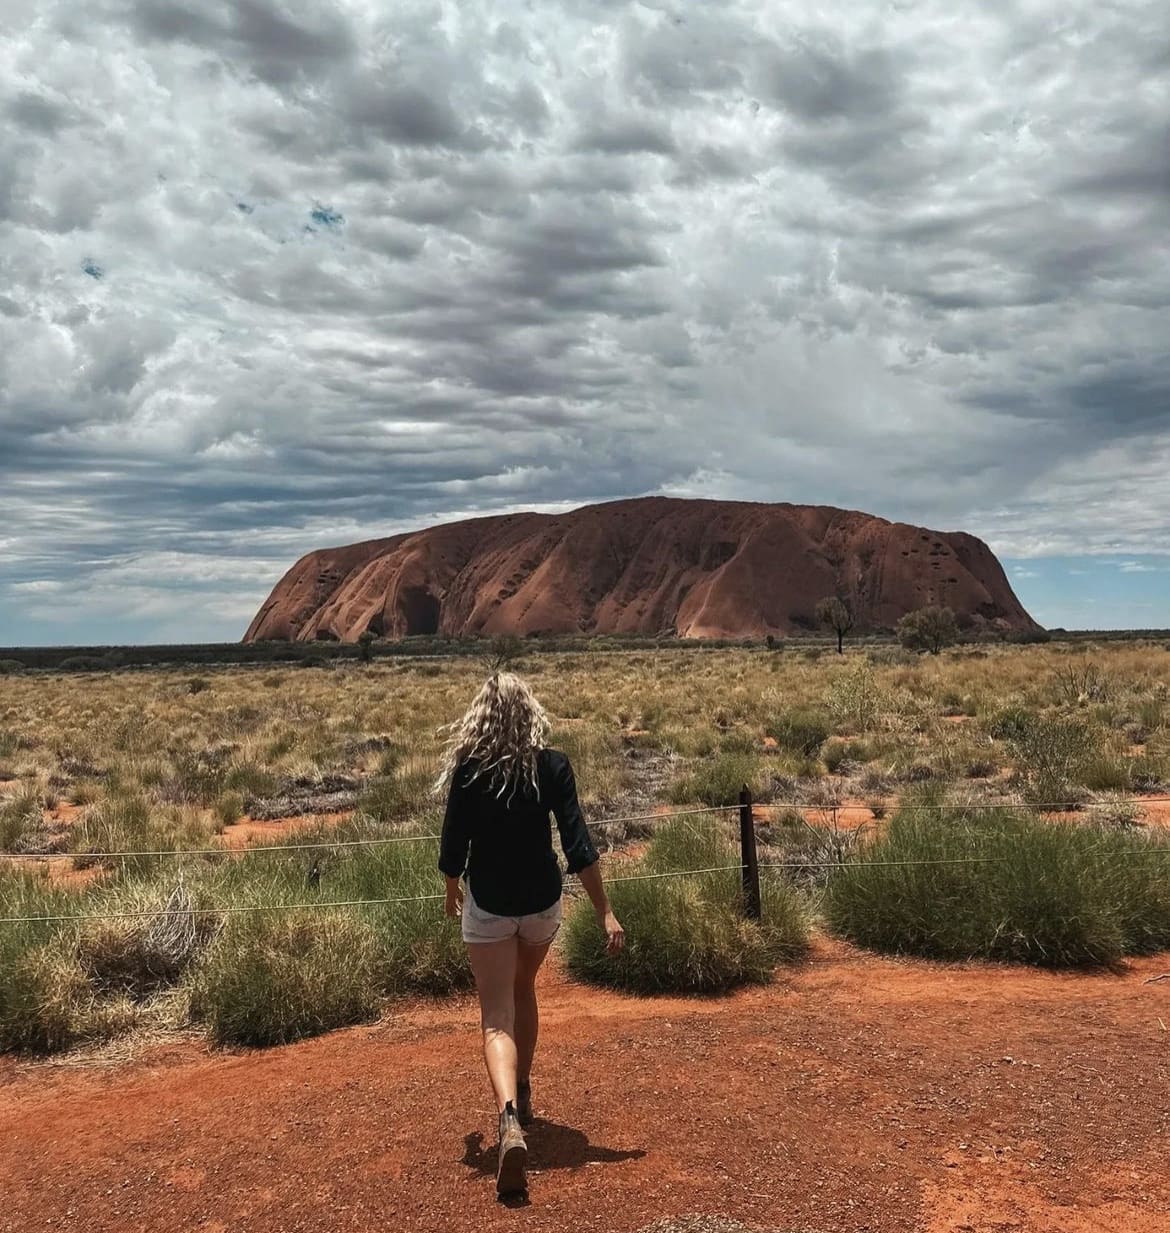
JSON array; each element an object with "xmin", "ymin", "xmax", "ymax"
[{"xmin": 242, "ymin": 497, "xmax": 1038, "ymax": 642}]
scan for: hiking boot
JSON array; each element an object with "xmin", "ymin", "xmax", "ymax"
[
  {"xmin": 516, "ymin": 1079, "xmax": 534, "ymax": 1127},
  {"xmin": 496, "ymin": 1100, "xmax": 528, "ymax": 1197}
]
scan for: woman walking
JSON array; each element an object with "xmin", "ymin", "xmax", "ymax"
[{"xmin": 437, "ymin": 672, "xmax": 625, "ymax": 1199}]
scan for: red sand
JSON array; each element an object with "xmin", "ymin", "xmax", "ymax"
[{"xmin": 1, "ymin": 939, "xmax": 1167, "ymax": 1233}]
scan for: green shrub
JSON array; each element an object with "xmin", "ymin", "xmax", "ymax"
[
  {"xmin": 826, "ymin": 662, "xmax": 885, "ymax": 732},
  {"xmin": 0, "ymin": 873, "xmax": 134, "ymax": 1053},
  {"xmin": 0, "ymin": 788, "xmax": 43, "ymax": 852},
  {"xmin": 821, "ymin": 738, "xmax": 849, "ymax": 773},
  {"xmin": 76, "ymin": 882, "xmax": 219, "ymax": 1000},
  {"xmin": 1007, "ymin": 714, "xmax": 1095, "ymax": 805},
  {"xmin": 192, "ymin": 911, "xmax": 383, "ymax": 1047},
  {"xmin": 70, "ymin": 793, "xmax": 154, "ymax": 867},
  {"xmin": 1079, "ymin": 754, "xmax": 1131, "ymax": 793},
  {"xmin": 562, "ymin": 817, "xmax": 808, "ymax": 994},
  {"xmin": 766, "ymin": 709, "xmax": 830, "ymax": 757},
  {"xmin": 357, "ymin": 766, "xmax": 434, "ymax": 823},
  {"xmin": 897, "ymin": 606, "xmax": 960, "ymax": 655},
  {"xmin": 824, "ymin": 798, "xmax": 1170, "ymax": 967},
  {"xmin": 215, "ymin": 791, "xmax": 245, "ymax": 827},
  {"xmin": 224, "ymin": 762, "xmax": 278, "ymax": 800},
  {"xmin": 983, "ymin": 705, "xmax": 1033, "ymax": 742},
  {"xmin": 202, "ymin": 822, "xmax": 469, "ymax": 1000},
  {"xmin": 666, "ymin": 753, "xmax": 761, "ymax": 807}
]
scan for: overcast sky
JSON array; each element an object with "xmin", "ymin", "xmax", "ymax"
[{"xmin": 2, "ymin": 0, "xmax": 1169, "ymax": 644}]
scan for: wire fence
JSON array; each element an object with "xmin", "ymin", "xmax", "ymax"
[
  {"xmin": 2, "ymin": 791, "xmax": 1170, "ymax": 926},
  {"xmin": 2, "ymin": 796, "xmax": 1168, "ymax": 865}
]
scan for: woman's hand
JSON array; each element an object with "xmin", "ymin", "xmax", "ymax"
[
  {"xmin": 600, "ymin": 909, "xmax": 625, "ymax": 956},
  {"xmin": 444, "ymin": 877, "xmax": 464, "ymax": 919}
]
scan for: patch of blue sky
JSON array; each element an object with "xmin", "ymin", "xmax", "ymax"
[
  {"xmin": 309, "ymin": 204, "xmax": 344, "ymax": 228},
  {"xmin": 1002, "ymin": 556, "xmax": 1170, "ymax": 631}
]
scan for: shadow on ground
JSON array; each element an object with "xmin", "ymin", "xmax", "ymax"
[{"xmin": 461, "ymin": 1116, "xmax": 646, "ymax": 1179}]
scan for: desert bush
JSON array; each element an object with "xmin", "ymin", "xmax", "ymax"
[
  {"xmin": 1005, "ymin": 629, "xmax": 1052, "ymax": 645},
  {"xmin": 0, "ymin": 873, "xmax": 135, "ymax": 1053},
  {"xmin": 1078, "ymin": 754, "xmax": 1132, "ymax": 793},
  {"xmin": 824, "ymin": 797, "xmax": 1170, "ymax": 966},
  {"xmin": 826, "ymin": 662, "xmax": 885, "ymax": 732},
  {"xmin": 192, "ymin": 910, "xmax": 383, "ymax": 1047},
  {"xmin": 77, "ymin": 881, "xmax": 219, "ymax": 1000},
  {"xmin": 1129, "ymin": 755, "xmax": 1167, "ymax": 791},
  {"xmin": 224, "ymin": 762, "xmax": 279, "ymax": 800},
  {"xmin": 866, "ymin": 646, "xmax": 916, "ymax": 667},
  {"xmin": 214, "ymin": 791, "xmax": 245, "ymax": 828},
  {"xmin": 323, "ymin": 832, "xmax": 469, "ymax": 995},
  {"xmin": 562, "ymin": 817, "xmax": 808, "ymax": 993},
  {"xmin": 766, "ymin": 709, "xmax": 830, "ymax": 757},
  {"xmin": 1054, "ymin": 663, "xmax": 1110, "ymax": 705},
  {"xmin": 964, "ymin": 758, "xmax": 999, "ymax": 779},
  {"xmin": 983, "ymin": 705, "xmax": 1033, "ymax": 743},
  {"xmin": 896, "ymin": 607, "xmax": 959, "ymax": 655},
  {"xmin": 357, "ymin": 764, "xmax": 435, "ymax": 823},
  {"xmin": 666, "ymin": 752, "xmax": 761, "ymax": 807},
  {"xmin": 70, "ymin": 792, "xmax": 154, "ymax": 866},
  {"xmin": 0, "ymin": 787, "xmax": 44, "ymax": 852},
  {"xmin": 821, "ymin": 738, "xmax": 849, "ymax": 773},
  {"xmin": 1006, "ymin": 715, "xmax": 1095, "ymax": 806},
  {"xmin": 202, "ymin": 822, "xmax": 469, "ymax": 999}
]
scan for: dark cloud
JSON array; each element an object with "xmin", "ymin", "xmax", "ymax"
[
  {"xmin": 572, "ymin": 118, "xmax": 677, "ymax": 156},
  {"xmin": 342, "ymin": 81, "xmax": 477, "ymax": 149},
  {"xmin": 1, "ymin": 0, "xmax": 1169, "ymax": 642},
  {"xmin": 6, "ymin": 91, "xmax": 72, "ymax": 135},
  {"xmin": 127, "ymin": 0, "xmax": 356, "ymax": 84}
]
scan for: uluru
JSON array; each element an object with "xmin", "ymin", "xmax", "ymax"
[{"xmin": 243, "ymin": 497, "xmax": 1039, "ymax": 643}]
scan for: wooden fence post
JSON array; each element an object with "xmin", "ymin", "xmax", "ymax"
[{"xmin": 739, "ymin": 784, "xmax": 761, "ymax": 921}]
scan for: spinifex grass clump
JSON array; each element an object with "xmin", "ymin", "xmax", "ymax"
[
  {"xmin": 191, "ymin": 910, "xmax": 383, "ymax": 1047},
  {"xmin": 563, "ymin": 816, "xmax": 808, "ymax": 994},
  {"xmin": 0, "ymin": 870, "xmax": 135, "ymax": 1053},
  {"xmin": 824, "ymin": 793, "xmax": 1170, "ymax": 967},
  {"xmin": 666, "ymin": 752, "xmax": 762, "ymax": 807},
  {"xmin": 766, "ymin": 709, "xmax": 830, "ymax": 757},
  {"xmin": 189, "ymin": 818, "xmax": 470, "ymax": 1046}
]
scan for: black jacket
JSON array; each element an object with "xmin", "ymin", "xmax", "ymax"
[{"xmin": 438, "ymin": 748, "xmax": 599, "ymax": 916}]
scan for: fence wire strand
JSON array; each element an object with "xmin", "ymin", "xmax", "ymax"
[
  {"xmin": 3, "ymin": 796, "xmax": 1170, "ymax": 865},
  {"xmin": 4, "ymin": 791, "xmax": 1170, "ymax": 925}
]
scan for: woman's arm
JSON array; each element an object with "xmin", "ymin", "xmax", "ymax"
[
  {"xmin": 549, "ymin": 752, "xmax": 624, "ymax": 954},
  {"xmin": 438, "ymin": 771, "xmax": 469, "ymax": 919},
  {"xmin": 578, "ymin": 859, "xmax": 625, "ymax": 955}
]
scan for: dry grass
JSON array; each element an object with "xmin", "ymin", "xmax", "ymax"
[{"xmin": 1, "ymin": 640, "xmax": 1168, "ymax": 1052}]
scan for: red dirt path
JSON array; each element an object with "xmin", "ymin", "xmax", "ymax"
[{"xmin": 2, "ymin": 940, "xmax": 1168, "ymax": 1233}]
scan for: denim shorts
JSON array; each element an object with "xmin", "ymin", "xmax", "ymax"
[{"xmin": 461, "ymin": 885, "xmax": 563, "ymax": 946}]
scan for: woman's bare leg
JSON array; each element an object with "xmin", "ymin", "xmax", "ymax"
[
  {"xmin": 514, "ymin": 939, "xmax": 552, "ymax": 1086},
  {"xmin": 467, "ymin": 939, "xmax": 520, "ymax": 1113}
]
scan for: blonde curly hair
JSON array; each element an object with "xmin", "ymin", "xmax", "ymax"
[{"xmin": 435, "ymin": 671, "xmax": 552, "ymax": 799}]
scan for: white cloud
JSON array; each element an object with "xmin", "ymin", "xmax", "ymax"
[{"xmin": 2, "ymin": 0, "xmax": 1169, "ymax": 640}]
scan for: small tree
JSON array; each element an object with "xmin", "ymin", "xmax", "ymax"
[
  {"xmin": 897, "ymin": 606, "xmax": 960, "ymax": 655},
  {"xmin": 481, "ymin": 634, "xmax": 523, "ymax": 673},
  {"xmin": 815, "ymin": 596, "xmax": 854, "ymax": 655},
  {"xmin": 356, "ymin": 630, "xmax": 376, "ymax": 663}
]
